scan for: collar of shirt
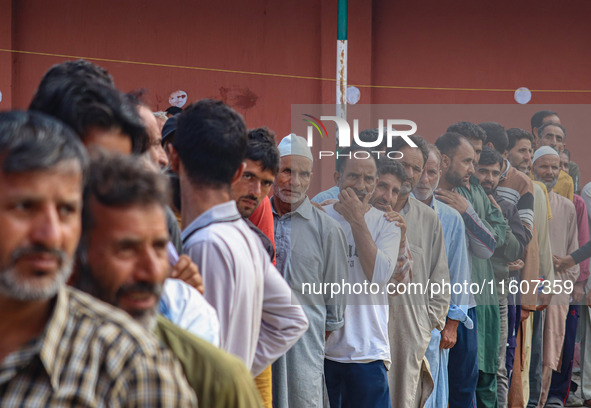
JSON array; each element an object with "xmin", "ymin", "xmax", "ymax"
[
  {"xmin": 270, "ymin": 196, "xmax": 313, "ymax": 221},
  {"xmin": 399, "ymin": 197, "xmax": 411, "ymax": 216},
  {"xmin": 181, "ymin": 201, "xmax": 241, "ymax": 242},
  {"xmin": 500, "ymin": 159, "xmax": 511, "ymax": 180},
  {"xmin": 0, "ymin": 287, "xmax": 70, "ymax": 391}
]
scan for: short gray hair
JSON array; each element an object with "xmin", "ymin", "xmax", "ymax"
[{"xmin": 0, "ymin": 110, "xmax": 88, "ymax": 176}]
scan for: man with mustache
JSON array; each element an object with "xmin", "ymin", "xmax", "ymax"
[
  {"xmin": 230, "ymin": 126, "xmax": 279, "ymax": 407},
  {"xmin": 528, "ymin": 147, "xmax": 582, "ymax": 407},
  {"xmin": 231, "ymin": 127, "xmax": 279, "ymax": 261},
  {"xmin": 530, "ymin": 147, "xmax": 580, "ymax": 408},
  {"xmin": 411, "ymin": 143, "xmax": 472, "ymax": 408},
  {"xmin": 535, "ymin": 120, "xmax": 574, "ymax": 201},
  {"xmin": 504, "ymin": 128, "xmax": 556, "ymax": 407},
  {"xmin": 478, "ymin": 123, "xmax": 536, "ymax": 406},
  {"xmin": 73, "ymin": 152, "xmax": 263, "ymax": 408},
  {"xmin": 475, "ymin": 147, "xmax": 529, "ymax": 406},
  {"xmin": 269, "ymin": 134, "xmax": 349, "ymax": 408},
  {"xmin": 29, "ymin": 60, "xmax": 211, "ymax": 343},
  {"xmin": 381, "ymin": 135, "xmax": 450, "ymax": 408},
  {"xmin": 0, "ymin": 111, "xmax": 196, "ymax": 406},
  {"xmin": 323, "ymin": 145, "xmax": 401, "ymax": 407},
  {"xmin": 435, "ymin": 131, "xmax": 506, "ymax": 408}
]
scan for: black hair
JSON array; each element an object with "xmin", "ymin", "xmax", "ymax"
[
  {"xmin": 377, "ymin": 159, "xmax": 407, "ymax": 184},
  {"xmin": 479, "ymin": 122, "xmax": 509, "ymax": 154},
  {"xmin": 81, "ymin": 152, "xmax": 170, "ymax": 239},
  {"xmin": 447, "ymin": 121, "xmax": 487, "ymax": 142},
  {"xmin": 562, "ymin": 149, "xmax": 571, "ymax": 160},
  {"xmin": 434, "ymin": 132, "xmax": 467, "ymax": 158},
  {"xmin": 31, "ymin": 60, "xmax": 114, "ymax": 93},
  {"xmin": 174, "ymin": 99, "xmax": 247, "ymax": 187},
  {"xmin": 0, "ymin": 110, "xmax": 88, "ymax": 177},
  {"xmin": 478, "ymin": 146, "xmax": 503, "ymax": 168},
  {"xmin": 336, "ymin": 145, "xmax": 377, "ymax": 174},
  {"xmin": 166, "ymin": 106, "xmax": 183, "ymax": 116},
  {"xmin": 29, "ymin": 77, "xmax": 149, "ymax": 154},
  {"xmin": 506, "ymin": 128, "xmax": 535, "ymax": 151},
  {"xmin": 246, "ymin": 128, "xmax": 280, "ymax": 175},
  {"xmin": 538, "ymin": 122, "xmax": 567, "ymax": 140},
  {"xmin": 386, "ymin": 134, "xmax": 429, "ymax": 167},
  {"xmin": 531, "ymin": 110, "xmax": 558, "ymax": 135}
]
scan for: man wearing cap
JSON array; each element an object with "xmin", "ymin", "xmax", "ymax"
[
  {"xmin": 270, "ymin": 134, "xmax": 349, "ymax": 408},
  {"xmin": 530, "ymin": 146, "xmax": 580, "ymax": 408}
]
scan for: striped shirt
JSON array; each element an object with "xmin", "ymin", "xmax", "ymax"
[
  {"xmin": 0, "ymin": 286, "xmax": 197, "ymax": 407},
  {"xmin": 497, "ymin": 161, "xmax": 534, "ymax": 243}
]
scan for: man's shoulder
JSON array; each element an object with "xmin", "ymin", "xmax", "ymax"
[
  {"xmin": 155, "ymin": 316, "xmax": 261, "ymax": 405},
  {"xmin": 408, "ymin": 196, "xmax": 438, "ymax": 222},
  {"xmin": 156, "ymin": 315, "xmax": 246, "ymax": 371},
  {"xmin": 552, "ymin": 191, "xmax": 576, "ymax": 212},
  {"xmin": 434, "ymin": 199, "xmax": 464, "ymax": 225},
  {"xmin": 309, "ymin": 203, "xmax": 347, "ymax": 231},
  {"xmin": 500, "ymin": 168, "xmax": 533, "ymax": 195}
]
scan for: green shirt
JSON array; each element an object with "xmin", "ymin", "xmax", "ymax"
[
  {"xmin": 154, "ymin": 315, "xmax": 263, "ymax": 408},
  {"xmin": 458, "ymin": 176, "xmax": 507, "ymax": 374}
]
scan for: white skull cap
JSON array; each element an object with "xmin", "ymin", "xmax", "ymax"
[
  {"xmin": 277, "ymin": 133, "xmax": 313, "ymax": 162},
  {"xmin": 533, "ymin": 146, "xmax": 559, "ymax": 164}
]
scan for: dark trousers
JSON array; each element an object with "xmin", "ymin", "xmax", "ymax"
[
  {"xmin": 548, "ymin": 304, "xmax": 580, "ymax": 403},
  {"xmin": 448, "ymin": 307, "xmax": 479, "ymax": 408},
  {"xmin": 324, "ymin": 359, "xmax": 391, "ymax": 408},
  {"xmin": 506, "ymin": 304, "xmax": 520, "ymax": 379}
]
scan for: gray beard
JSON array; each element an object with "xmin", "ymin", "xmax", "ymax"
[{"xmin": 0, "ymin": 258, "xmax": 73, "ymax": 301}]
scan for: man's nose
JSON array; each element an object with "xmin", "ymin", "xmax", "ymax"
[{"xmin": 30, "ymin": 206, "xmax": 62, "ymax": 249}]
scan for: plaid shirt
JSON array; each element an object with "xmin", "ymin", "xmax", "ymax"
[{"xmin": 0, "ymin": 286, "xmax": 197, "ymax": 407}]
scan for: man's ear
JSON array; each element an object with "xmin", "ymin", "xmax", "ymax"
[
  {"xmin": 502, "ymin": 150, "xmax": 508, "ymax": 160},
  {"xmin": 333, "ymin": 171, "xmax": 341, "ymax": 187},
  {"xmin": 169, "ymin": 146, "xmax": 180, "ymax": 173},
  {"xmin": 441, "ymin": 154, "xmax": 451, "ymax": 170},
  {"xmin": 232, "ymin": 162, "xmax": 246, "ymax": 184}
]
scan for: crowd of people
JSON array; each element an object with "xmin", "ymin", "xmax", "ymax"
[{"xmin": 1, "ymin": 59, "xmax": 591, "ymax": 408}]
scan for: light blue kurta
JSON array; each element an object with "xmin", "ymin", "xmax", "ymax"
[
  {"xmin": 271, "ymin": 197, "xmax": 349, "ymax": 408},
  {"xmin": 424, "ymin": 198, "xmax": 472, "ymax": 408}
]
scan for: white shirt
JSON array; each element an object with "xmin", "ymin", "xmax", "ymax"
[
  {"xmin": 181, "ymin": 201, "xmax": 308, "ymax": 376},
  {"xmin": 323, "ymin": 204, "xmax": 400, "ymax": 365},
  {"xmin": 160, "ymin": 278, "xmax": 221, "ymax": 346}
]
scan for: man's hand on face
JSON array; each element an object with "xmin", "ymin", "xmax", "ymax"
[
  {"xmin": 434, "ymin": 189, "xmax": 469, "ymax": 214},
  {"xmin": 171, "ymin": 255, "xmax": 204, "ymax": 295},
  {"xmin": 334, "ymin": 188, "xmax": 372, "ymax": 225}
]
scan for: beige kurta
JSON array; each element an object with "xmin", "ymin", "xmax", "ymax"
[
  {"xmin": 537, "ymin": 191, "xmax": 579, "ymax": 408},
  {"xmin": 509, "ymin": 182, "xmax": 555, "ymax": 407},
  {"xmin": 388, "ymin": 197, "xmax": 451, "ymax": 408}
]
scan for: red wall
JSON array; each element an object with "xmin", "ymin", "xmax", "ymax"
[{"xmin": 2, "ymin": 0, "xmax": 591, "ymax": 194}]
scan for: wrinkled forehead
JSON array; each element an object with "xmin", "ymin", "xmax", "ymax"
[
  {"xmin": 280, "ymin": 154, "xmax": 313, "ymax": 172},
  {"xmin": 343, "ymin": 155, "xmax": 377, "ymax": 174},
  {"xmin": 535, "ymin": 154, "xmax": 560, "ymax": 167},
  {"xmin": 541, "ymin": 125, "xmax": 564, "ymax": 137}
]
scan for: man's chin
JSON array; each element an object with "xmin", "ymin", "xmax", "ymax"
[
  {"xmin": 372, "ymin": 202, "xmax": 389, "ymax": 212},
  {"xmin": 130, "ymin": 309, "xmax": 157, "ymax": 331}
]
